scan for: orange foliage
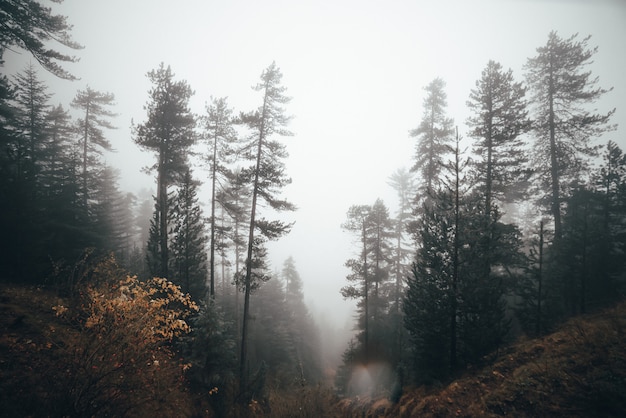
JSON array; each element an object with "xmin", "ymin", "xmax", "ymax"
[{"xmin": 54, "ymin": 257, "xmax": 200, "ymax": 416}]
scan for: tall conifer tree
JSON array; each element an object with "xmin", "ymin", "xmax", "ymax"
[
  {"xmin": 410, "ymin": 78, "xmax": 454, "ymax": 203},
  {"xmin": 203, "ymin": 96, "xmax": 238, "ymax": 298},
  {"xmin": 524, "ymin": 32, "xmax": 615, "ymax": 240},
  {"xmin": 237, "ymin": 62, "xmax": 295, "ymax": 394},
  {"xmin": 70, "ymin": 86, "xmax": 116, "ymax": 205},
  {"xmin": 133, "ymin": 63, "xmax": 196, "ymax": 278}
]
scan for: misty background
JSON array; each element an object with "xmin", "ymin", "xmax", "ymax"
[{"xmin": 3, "ymin": 0, "xmax": 625, "ymax": 340}]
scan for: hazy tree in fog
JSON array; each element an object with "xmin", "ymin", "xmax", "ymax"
[
  {"xmin": 387, "ymin": 168, "xmax": 416, "ymax": 365},
  {"xmin": 283, "ymin": 256, "xmax": 303, "ymax": 313},
  {"xmin": 524, "ymin": 32, "xmax": 615, "ymax": 241},
  {"xmin": 40, "ymin": 109, "xmax": 92, "ymax": 266},
  {"xmin": 170, "ymin": 169, "xmax": 208, "ymax": 301},
  {"xmin": 133, "ymin": 63, "xmax": 196, "ymax": 278},
  {"xmin": 203, "ymin": 96, "xmax": 238, "ymax": 298},
  {"xmin": 127, "ymin": 191, "xmax": 154, "ymax": 277},
  {"xmin": 282, "ymin": 257, "xmax": 322, "ymax": 383},
  {"xmin": 549, "ymin": 142, "xmax": 626, "ymax": 317},
  {"xmin": 409, "ymin": 78, "xmax": 454, "ymax": 203},
  {"xmin": 366, "ymin": 199, "xmax": 394, "ymax": 340},
  {"xmin": 516, "ymin": 219, "xmax": 550, "ymax": 336},
  {"xmin": 238, "ymin": 62, "xmax": 295, "ymax": 394},
  {"xmin": 43, "ymin": 104, "xmax": 73, "ymax": 191},
  {"xmin": 13, "ymin": 63, "xmax": 51, "ymax": 186},
  {"xmin": 597, "ymin": 141, "xmax": 626, "ymax": 301},
  {"xmin": 404, "ymin": 131, "xmax": 520, "ymax": 381},
  {"xmin": 341, "ymin": 204, "xmax": 372, "ymax": 360},
  {"xmin": 11, "ymin": 64, "xmax": 50, "ymax": 242},
  {"xmin": 1, "ymin": 65, "xmax": 49, "ymax": 277},
  {"xmin": 0, "ymin": 0, "xmax": 82, "ymax": 80},
  {"xmin": 218, "ymin": 168, "xmax": 251, "ymax": 333},
  {"xmin": 91, "ymin": 166, "xmax": 135, "ymax": 262},
  {"xmin": 467, "ymin": 60, "xmax": 530, "ymax": 214},
  {"xmin": 71, "ymin": 86, "xmax": 117, "ymax": 205},
  {"xmin": 404, "ymin": 188, "xmax": 455, "ymax": 381},
  {"xmin": 466, "ymin": 61, "xmax": 531, "ymax": 317},
  {"xmin": 341, "ymin": 200, "xmax": 394, "ymax": 366}
]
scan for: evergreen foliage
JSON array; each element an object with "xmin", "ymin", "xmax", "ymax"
[
  {"xmin": 238, "ymin": 62, "xmax": 295, "ymax": 396},
  {"xmin": 524, "ymin": 31, "xmax": 615, "ymax": 240},
  {"xmin": 133, "ymin": 63, "xmax": 196, "ymax": 278},
  {"xmin": 0, "ymin": 15, "xmax": 625, "ymax": 415},
  {"xmin": 467, "ymin": 60, "xmax": 531, "ymax": 212},
  {"xmin": 170, "ymin": 169, "xmax": 208, "ymax": 301},
  {"xmin": 0, "ymin": 0, "xmax": 82, "ymax": 79},
  {"xmin": 203, "ymin": 96, "xmax": 238, "ymax": 298},
  {"xmin": 70, "ymin": 86, "xmax": 116, "ymax": 206},
  {"xmin": 410, "ymin": 78, "xmax": 454, "ymax": 201}
]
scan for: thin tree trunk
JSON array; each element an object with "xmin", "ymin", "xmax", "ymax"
[
  {"xmin": 536, "ymin": 220, "xmax": 544, "ymax": 335},
  {"xmin": 362, "ymin": 219, "xmax": 369, "ymax": 364},
  {"xmin": 450, "ymin": 127, "xmax": 460, "ymax": 371},
  {"xmin": 580, "ymin": 202, "xmax": 588, "ymax": 314},
  {"xmin": 240, "ymin": 86, "xmax": 269, "ymax": 395},
  {"xmin": 209, "ymin": 127, "xmax": 218, "ymax": 298},
  {"xmin": 82, "ymin": 105, "xmax": 89, "ymax": 207},
  {"xmin": 158, "ymin": 150, "xmax": 169, "ymax": 278}
]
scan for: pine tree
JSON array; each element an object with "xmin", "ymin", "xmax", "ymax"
[
  {"xmin": 203, "ymin": 96, "xmax": 238, "ymax": 298},
  {"xmin": 133, "ymin": 63, "xmax": 196, "ymax": 278},
  {"xmin": 366, "ymin": 199, "xmax": 394, "ymax": 347},
  {"xmin": 42, "ymin": 104, "xmax": 73, "ymax": 195},
  {"xmin": 341, "ymin": 199, "xmax": 394, "ymax": 368},
  {"xmin": 341, "ymin": 204, "xmax": 372, "ymax": 362},
  {"xmin": 524, "ymin": 32, "xmax": 615, "ymax": 241},
  {"xmin": 467, "ymin": 60, "xmax": 530, "ymax": 214},
  {"xmin": 13, "ymin": 63, "xmax": 51, "ymax": 185},
  {"xmin": 70, "ymin": 86, "xmax": 117, "ymax": 206},
  {"xmin": 91, "ymin": 166, "xmax": 134, "ymax": 262},
  {"xmin": 404, "ymin": 133, "xmax": 522, "ymax": 381},
  {"xmin": 238, "ymin": 62, "xmax": 295, "ymax": 394},
  {"xmin": 409, "ymin": 78, "xmax": 454, "ymax": 202},
  {"xmin": 6, "ymin": 63, "xmax": 51, "ymax": 277},
  {"xmin": 0, "ymin": 0, "xmax": 82, "ymax": 79},
  {"xmin": 282, "ymin": 256, "xmax": 322, "ymax": 384},
  {"xmin": 516, "ymin": 219, "xmax": 550, "ymax": 336},
  {"xmin": 403, "ymin": 190, "xmax": 454, "ymax": 382},
  {"xmin": 598, "ymin": 141, "xmax": 626, "ymax": 297},
  {"xmin": 387, "ymin": 168, "xmax": 415, "ymax": 374},
  {"xmin": 170, "ymin": 169, "xmax": 208, "ymax": 301}
]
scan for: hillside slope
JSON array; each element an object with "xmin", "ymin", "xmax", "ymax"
[
  {"xmin": 2, "ymin": 282, "xmax": 625, "ymax": 417},
  {"xmin": 335, "ymin": 301, "xmax": 626, "ymax": 417}
]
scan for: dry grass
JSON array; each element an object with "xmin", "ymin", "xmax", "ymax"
[
  {"xmin": 4, "ymin": 282, "xmax": 625, "ymax": 417},
  {"xmin": 341, "ymin": 301, "xmax": 626, "ymax": 418}
]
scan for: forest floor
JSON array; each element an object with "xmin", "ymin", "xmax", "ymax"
[{"xmin": 2, "ymin": 282, "xmax": 626, "ymax": 417}]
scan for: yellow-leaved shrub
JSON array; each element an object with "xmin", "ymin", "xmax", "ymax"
[{"xmin": 55, "ymin": 256, "xmax": 199, "ymax": 417}]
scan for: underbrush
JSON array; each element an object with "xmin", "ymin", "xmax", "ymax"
[
  {"xmin": 1, "ymin": 261, "xmax": 339, "ymax": 417},
  {"xmin": 338, "ymin": 300, "xmax": 626, "ymax": 417}
]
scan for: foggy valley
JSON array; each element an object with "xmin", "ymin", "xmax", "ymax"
[{"xmin": 1, "ymin": 0, "xmax": 626, "ymax": 417}]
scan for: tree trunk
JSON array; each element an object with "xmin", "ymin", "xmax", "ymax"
[
  {"xmin": 362, "ymin": 220, "xmax": 369, "ymax": 364},
  {"xmin": 450, "ymin": 128, "xmax": 460, "ymax": 371},
  {"xmin": 209, "ymin": 128, "xmax": 218, "ymax": 298},
  {"xmin": 240, "ymin": 86, "xmax": 269, "ymax": 396},
  {"xmin": 82, "ymin": 105, "xmax": 89, "ymax": 206},
  {"xmin": 158, "ymin": 150, "xmax": 169, "ymax": 279},
  {"xmin": 536, "ymin": 220, "xmax": 544, "ymax": 335}
]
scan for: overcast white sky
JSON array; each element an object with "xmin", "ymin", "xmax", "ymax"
[{"xmin": 4, "ymin": 0, "xmax": 626, "ymax": 326}]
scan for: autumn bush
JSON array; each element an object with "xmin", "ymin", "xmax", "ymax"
[{"xmin": 53, "ymin": 256, "xmax": 199, "ymax": 417}]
